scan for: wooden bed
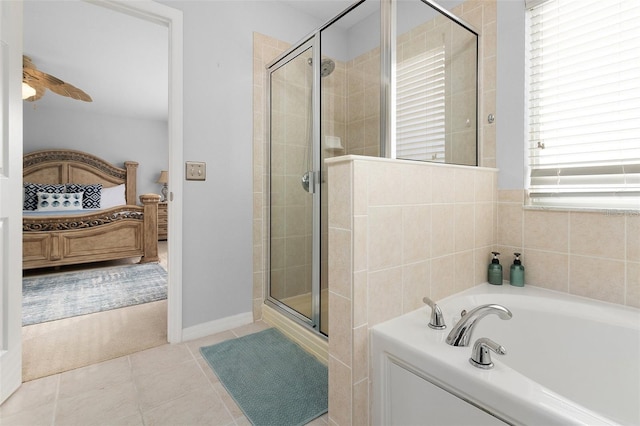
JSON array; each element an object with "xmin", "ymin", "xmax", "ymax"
[{"xmin": 22, "ymin": 149, "xmax": 160, "ymax": 270}]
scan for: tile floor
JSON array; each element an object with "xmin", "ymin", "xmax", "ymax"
[{"xmin": 0, "ymin": 321, "xmax": 329, "ymax": 426}]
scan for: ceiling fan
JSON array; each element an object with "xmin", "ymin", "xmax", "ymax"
[{"xmin": 22, "ymin": 55, "xmax": 92, "ymax": 102}]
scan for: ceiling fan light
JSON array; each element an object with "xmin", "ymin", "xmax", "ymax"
[{"xmin": 22, "ymin": 82, "xmax": 36, "ymax": 100}]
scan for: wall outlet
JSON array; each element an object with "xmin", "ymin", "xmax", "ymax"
[{"xmin": 185, "ymin": 161, "xmax": 206, "ymax": 181}]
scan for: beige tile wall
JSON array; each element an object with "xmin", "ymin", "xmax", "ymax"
[
  {"xmin": 253, "ymin": 33, "xmax": 290, "ymax": 320},
  {"xmin": 345, "ymin": 49, "xmax": 381, "ymax": 157},
  {"xmin": 269, "ymin": 50, "xmax": 315, "ymax": 300},
  {"xmin": 327, "ymin": 156, "xmax": 498, "ymax": 425},
  {"xmin": 342, "ymin": 0, "xmax": 497, "ymax": 166},
  {"xmin": 462, "ymin": 0, "xmax": 497, "ymax": 168},
  {"xmin": 396, "ymin": 3, "xmax": 479, "ymax": 165},
  {"xmin": 497, "ymin": 190, "xmax": 640, "ymax": 308}
]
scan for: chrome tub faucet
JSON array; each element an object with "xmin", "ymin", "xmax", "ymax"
[
  {"xmin": 445, "ymin": 304, "xmax": 512, "ymax": 347},
  {"xmin": 423, "ymin": 297, "xmax": 446, "ymax": 330},
  {"xmin": 469, "ymin": 337, "xmax": 507, "ymax": 369}
]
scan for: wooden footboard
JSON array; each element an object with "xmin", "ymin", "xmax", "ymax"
[{"xmin": 22, "ymin": 194, "xmax": 160, "ymax": 270}]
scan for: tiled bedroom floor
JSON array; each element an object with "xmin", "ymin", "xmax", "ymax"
[{"xmin": 0, "ymin": 321, "xmax": 329, "ymax": 426}]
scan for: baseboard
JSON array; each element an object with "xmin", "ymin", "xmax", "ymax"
[{"xmin": 182, "ymin": 311, "xmax": 253, "ymax": 342}]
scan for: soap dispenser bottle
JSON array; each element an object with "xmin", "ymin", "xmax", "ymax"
[
  {"xmin": 488, "ymin": 252, "xmax": 503, "ymax": 285},
  {"xmin": 510, "ymin": 252, "xmax": 525, "ymax": 287}
]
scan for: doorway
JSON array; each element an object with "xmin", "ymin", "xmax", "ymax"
[{"xmin": 20, "ymin": 0, "xmax": 182, "ymax": 380}]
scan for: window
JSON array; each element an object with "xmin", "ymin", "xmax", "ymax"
[
  {"xmin": 396, "ymin": 47, "xmax": 446, "ymax": 162},
  {"xmin": 526, "ymin": 0, "xmax": 640, "ymax": 210}
]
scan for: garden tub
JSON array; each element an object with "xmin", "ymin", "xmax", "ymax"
[{"xmin": 371, "ymin": 284, "xmax": 640, "ymax": 425}]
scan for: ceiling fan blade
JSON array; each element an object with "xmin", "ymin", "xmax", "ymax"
[
  {"xmin": 22, "ymin": 55, "xmax": 92, "ymax": 102},
  {"xmin": 24, "ymin": 67, "xmax": 63, "ymax": 87},
  {"xmin": 47, "ymin": 81, "xmax": 92, "ymax": 102}
]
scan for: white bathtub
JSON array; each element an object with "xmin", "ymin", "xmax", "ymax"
[{"xmin": 371, "ymin": 284, "xmax": 640, "ymax": 425}]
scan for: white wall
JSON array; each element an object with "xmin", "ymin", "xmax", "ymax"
[
  {"xmin": 159, "ymin": 1, "xmax": 328, "ymax": 328},
  {"xmin": 496, "ymin": 0, "xmax": 526, "ymax": 189},
  {"xmin": 23, "ymin": 107, "xmax": 168, "ymax": 196}
]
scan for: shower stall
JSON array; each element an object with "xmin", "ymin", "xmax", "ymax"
[{"xmin": 264, "ymin": 0, "xmax": 478, "ymax": 337}]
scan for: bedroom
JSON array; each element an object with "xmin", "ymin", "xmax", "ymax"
[{"xmin": 21, "ymin": 0, "xmax": 170, "ymax": 379}]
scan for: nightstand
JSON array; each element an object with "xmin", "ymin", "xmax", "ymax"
[{"xmin": 158, "ymin": 202, "xmax": 168, "ymax": 240}]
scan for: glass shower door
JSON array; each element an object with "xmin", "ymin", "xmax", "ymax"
[{"xmin": 268, "ymin": 41, "xmax": 319, "ymax": 330}]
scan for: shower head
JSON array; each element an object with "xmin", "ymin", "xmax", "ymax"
[
  {"xmin": 307, "ymin": 57, "xmax": 335, "ymax": 77},
  {"xmin": 319, "ymin": 58, "xmax": 335, "ymax": 77}
]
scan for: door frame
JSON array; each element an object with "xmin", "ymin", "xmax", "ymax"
[
  {"xmin": 86, "ymin": 0, "xmax": 184, "ymax": 343},
  {"xmin": 2, "ymin": 0, "xmax": 182, "ymax": 404},
  {"xmin": 264, "ymin": 35, "xmax": 323, "ymax": 333},
  {"xmin": 0, "ymin": 0, "xmax": 24, "ymax": 404}
]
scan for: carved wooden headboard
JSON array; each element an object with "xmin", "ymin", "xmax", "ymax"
[{"xmin": 23, "ymin": 149, "xmax": 138, "ymax": 205}]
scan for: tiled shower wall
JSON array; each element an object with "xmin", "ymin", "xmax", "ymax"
[
  {"xmin": 344, "ymin": 49, "xmax": 381, "ymax": 157},
  {"xmin": 326, "ymin": 156, "xmax": 498, "ymax": 425},
  {"xmin": 253, "ymin": 33, "xmax": 289, "ymax": 320},
  {"xmin": 396, "ymin": 4, "xmax": 478, "ymax": 165}
]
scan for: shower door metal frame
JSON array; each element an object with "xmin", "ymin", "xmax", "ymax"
[
  {"xmin": 265, "ymin": 35, "xmax": 323, "ymax": 333},
  {"xmin": 264, "ymin": 0, "xmax": 369, "ymax": 338}
]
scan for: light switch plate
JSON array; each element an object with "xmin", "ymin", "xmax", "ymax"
[{"xmin": 185, "ymin": 161, "xmax": 206, "ymax": 181}]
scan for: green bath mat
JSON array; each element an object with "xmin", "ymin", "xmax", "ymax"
[{"xmin": 200, "ymin": 328, "xmax": 328, "ymax": 426}]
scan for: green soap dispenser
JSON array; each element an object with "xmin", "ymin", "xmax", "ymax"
[
  {"xmin": 488, "ymin": 252, "xmax": 503, "ymax": 285},
  {"xmin": 510, "ymin": 252, "xmax": 525, "ymax": 287}
]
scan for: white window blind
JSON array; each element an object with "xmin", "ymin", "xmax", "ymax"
[
  {"xmin": 396, "ymin": 47, "xmax": 446, "ymax": 162},
  {"xmin": 527, "ymin": 0, "xmax": 640, "ymax": 210}
]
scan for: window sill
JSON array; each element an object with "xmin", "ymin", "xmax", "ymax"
[{"xmin": 523, "ymin": 205, "xmax": 640, "ymax": 216}]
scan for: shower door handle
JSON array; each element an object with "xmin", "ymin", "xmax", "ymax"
[{"xmin": 301, "ymin": 171, "xmax": 315, "ymax": 193}]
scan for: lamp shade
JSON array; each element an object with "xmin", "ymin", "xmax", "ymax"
[{"xmin": 156, "ymin": 170, "xmax": 169, "ymax": 184}]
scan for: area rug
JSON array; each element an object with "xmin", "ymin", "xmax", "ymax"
[
  {"xmin": 200, "ymin": 328, "xmax": 328, "ymax": 426},
  {"xmin": 22, "ymin": 263, "xmax": 167, "ymax": 326}
]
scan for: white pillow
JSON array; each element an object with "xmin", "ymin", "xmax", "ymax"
[
  {"xmin": 101, "ymin": 184, "xmax": 127, "ymax": 208},
  {"xmin": 36, "ymin": 192, "xmax": 84, "ymax": 212}
]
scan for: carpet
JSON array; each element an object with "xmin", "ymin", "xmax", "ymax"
[
  {"xmin": 22, "ymin": 263, "xmax": 167, "ymax": 326},
  {"xmin": 200, "ymin": 328, "xmax": 328, "ymax": 426}
]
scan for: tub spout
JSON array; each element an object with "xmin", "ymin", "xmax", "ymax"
[{"xmin": 445, "ymin": 304, "xmax": 512, "ymax": 347}]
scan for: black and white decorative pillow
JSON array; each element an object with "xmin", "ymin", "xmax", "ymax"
[
  {"xmin": 23, "ymin": 183, "xmax": 65, "ymax": 211},
  {"xmin": 66, "ymin": 184, "xmax": 102, "ymax": 209},
  {"xmin": 36, "ymin": 192, "xmax": 84, "ymax": 212}
]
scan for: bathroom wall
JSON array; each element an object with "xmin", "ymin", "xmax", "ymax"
[
  {"xmin": 254, "ymin": 33, "xmax": 288, "ymax": 320},
  {"xmin": 396, "ymin": 4, "xmax": 478, "ymax": 165},
  {"xmin": 497, "ymin": 191, "xmax": 640, "ymax": 307},
  {"xmin": 327, "ymin": 156, "xmax": 497, "ymax": 425},
  {"xmin": 344, "ymin": 49, "xmax": 381, "ymax": 157},
  {"xmin": 322, "ymin": 60, "xmax": 349, "ymax": 295},
  {"xmin": 154, "ymin": 0, "xmax": 328, "ymax": 330},
  {"xmin": 495, "ymin": 2, "xmax": 640, "ymax": 307}
]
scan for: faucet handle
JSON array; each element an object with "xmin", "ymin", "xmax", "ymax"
[
  {"xmin": 422, "ymin": 297, "xmax": 446, "ymax": 330},
  {"xmin": 469, "ymin": 337, "xmax": 506, "ymax": 369}
]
